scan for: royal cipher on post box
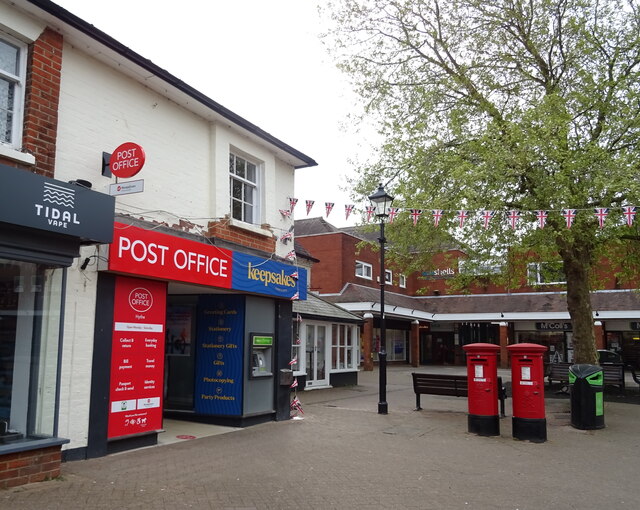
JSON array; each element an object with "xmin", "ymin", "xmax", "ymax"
[
  {"xmin": 507, "ymin": 343, "xmax": 548, "ymax": 443},
  {"xmin": 463, "ymin": 343, "xmax": 501, "ymax": 436}
]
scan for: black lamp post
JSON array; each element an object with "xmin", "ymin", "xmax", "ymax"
[{"xmin": 368, "ymin": 183, "xmax": 394, "ymax": 415}]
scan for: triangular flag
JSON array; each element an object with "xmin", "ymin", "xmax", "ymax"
[
  {"xmin": 507, "ymin": 210, "xmax": 520, "ymax": 230},
  {"xmin": 279, "ymin": 209, "xmax": 291, "ymax": 218},
  {"xmin": 481, "ymin": 210, "xmax": 495, "ymax": 229},
  {"xmin": 285, "ymin": 250, "xmax": 296, "ymax": 261},
  {"xmin": 388, "ymin": 207, "xmax": 399, "ymax": 223},
  {"xmin": 280, "ymin": 231, "xmax": 293, "ymax": 243},
  {"xmin": 536, "ymin": 210, "xmax": 548, "ymax": 229},
  {"xmin": 623, "ymin": 206, "xmax": 637, "ymax": 227},
  {"xmin": 289, "ymin": 197, "xmax": 298, "ymax": 211},
  {"xmin": 432, "ymin": 209, "xmax": 443, "ymax": 227},
  {"xmin": 289, "ymin": 356, "xmax": 298, "ymax": 366},
  {"xmin": 457, "ymin": 210, "xmax": 468, "ymax": 228},
  {"xmin": 290, "ymin": 378, "xmax": 299, "ymax": 389},
  {"xmin": 290, "ymin": 291, "xmax": 299, "ymax": 301},
  {"xmin": 325, "ymin": 202, "xmax": 334, "ymax": 217},
  {"xmin": 594, "ymin": 207, "xmax": 609, "ymax": 228},
  {"xmin": 562, "ymin": 209, "xmax": 577, "ymax": 228},
  {"xmin": 305, "ymin": 200, "xmax": 315, "ymax": 215},
  {"xmin": 365, "ymin": 206, "xmax": 376, "ymax": 222},
  {"xmin": 345, "ymin": 204, "xmax": 355, "ymax": 220},
  {"xmin": 410, "ymin": 209, "xmax": 422, "ymax": 226}
]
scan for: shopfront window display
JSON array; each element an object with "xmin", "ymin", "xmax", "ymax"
[{"xmin": 0, "ymin": 259, "xmax": 63, "ymax": 442}]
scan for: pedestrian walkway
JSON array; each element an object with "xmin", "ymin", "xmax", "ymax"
[{"xmin": 4, "ymin": 365, "xmax": 640, "ymax": 509}]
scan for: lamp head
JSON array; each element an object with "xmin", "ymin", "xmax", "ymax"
[{"xmin": 368, "ymin": 183, "xmax": 394, "ymax": 218}]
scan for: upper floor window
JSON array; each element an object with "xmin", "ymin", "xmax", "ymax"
[
  {"xmin": 399, "ymin": 274, "xmax": 407, "ymax": 288},
  {"xmin": 458, "ymin": 259, "xmax": 502, "ymax": 275},
  {"xmin": 355, "ymin": 260, "xmax": 372, "ymax": 280},
  {"xmin": 0, "ymin": 33, "xmax": 26, "ymax": 147},
  {"xmin": 384, "ymin": 269, "xmax": 393, "ymax": 284},
  {"xmin": 229, "ymin": 152, "xmax": 260, "ymax": 224},
  {"xmin": 527, "ymin": 262, "xmax": 566, "ymax": 285}
]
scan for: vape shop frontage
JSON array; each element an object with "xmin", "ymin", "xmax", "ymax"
[
  {"xmin": 81, "ymin": 221, "xmax": 306, "ymax": 459},
  {"xmin": 0, "ymin": 164, "xmax": 115, "ymax": 483}
]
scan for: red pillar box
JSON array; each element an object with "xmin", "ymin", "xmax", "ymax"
[
  {"xmin": 463, "ymin": 343, "xmax": 500, "ymax": 436},
  {"xmin": 507, "ymin": 343, "xmax": 548, "ymax": 443}
]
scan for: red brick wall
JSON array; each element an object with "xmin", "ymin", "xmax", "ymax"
[
  {"xmin": 0, "ymin": 445, "xmax": 62, "ymax": 489},
  {"xmin": 207, "ymin": 219, "xmax": 276, "ymax": 253},
  {"xmin": 296, "ymin": 233, "xmax": 346, "ymax": 293}
]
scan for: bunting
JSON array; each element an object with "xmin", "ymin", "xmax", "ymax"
[
  {"xmin": 279, "ymin": 209, "xmax": 291, "ymax": 218},
  {"xmin": 365, "ymin": 206, "xmax": 376, "ymax": 222},
  {"xmin": 432, "ymin": 209, "xmax": 443, "ymax": 227},
  {"xmin": 594, "ymin": 208, "xmax": 609, "ymax": 229},
  {"xmin": 537, "ymin": 210, "xmax": 548, "ymax": 229},
  {"xmin": 290, "ymin": 271, "xmax": 299, "ymax": 280},
  {"xmin": 623, "ymin": 206, "xmax": 637, "ymax": 227},
  {"xmin": 410, "ymin": 209, "xmax": 423, "ymax": 226},
  {"xmin": 305, "ymin": 200, "xmax": 315, "ymax": 215},
  {"xmin": 325, "ymin": 202, "xmax": 335, "ymax": 217},
  {"xmin": 345, "ymin": 204, "xmax": 355, "ymax": 220},
  {"xmin": 289, "ymin": 356, "xmax": 298, "ymax": 366},
  {"xmin": 290, "ymin": 291, "xmax": 299, "ymax": 301},
  {"xmin": 388, "ymin": 207, "xmax": 399, "ymax": 223},
  {"xmin": 285, "ymin": 250, "xmax": 296, "ymax": 261},
  {"xmin": 457, "ymin": 210, "xmax": 468, "ymax": 228},
  {"xmin": 562, "ymin": 209, "xmax": 577, "ymax": 229},
  {"xmin": 290, "ymin": 378, "xmax": 299, "ymax": 389},
  {"xmin": 280, "ymin": 231, "xmax": 293, "ymax": 243},
  {"xmin": 289, "ymin": 197, "xmax": 298, "ymax": 211},
  {"xmin": 481, "ymin": 210, "xmax": 495, "ymax": 229},
  {"xmin": 507, "ymin": 210, "xmax": 520, "ymax": 230}
]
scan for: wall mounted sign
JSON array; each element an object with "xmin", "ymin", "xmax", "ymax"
[
  {"xmin": 108, "ymin": 276, "xmax": 167, "ymax": 439},
  {"xmin": 0, "ymin": 163, "xmax": 115, "ymax": 242},
  {"xmin": 535, "ymin": 322, "xmax": 572, "ymax": 331},
  {"xmin": 109, "ymin": 142, "xmax": 146, "ymax": 178},
  {"xmin": 109, "ymin": 179, "xmax": 144, "ymax": 196},
  {"xmin": 195, "ymin": 295, "xmax": 245, "ymax": 416},
  {"xmin": 108, "ymin": 223, "xmax": 307, "ymax": 300}
]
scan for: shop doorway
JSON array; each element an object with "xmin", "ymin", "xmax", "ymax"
[
  {"xmin": 304, "ymin": 323, "xmax": 328, "ymax": 388},
  {"xmin": 164, "ymin": 300, "xmax": 197, "ymax": 411}
]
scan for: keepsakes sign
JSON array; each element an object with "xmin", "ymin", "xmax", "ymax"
[
  {"xmin": 0, "ymin": 163, "xmax": 115, "ymax": 242},
  {"xmin": 108, "ymin": 276, "xmax": 166, "ymax": 439},
  {"xmin": 108, "ymin": 223, "xmax": 307, "ymax": 300}
]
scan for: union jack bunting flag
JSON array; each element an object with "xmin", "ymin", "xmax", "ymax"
[
  {"xmin": 290, "ymin": 271, "xmax": 299, "ymax": 280},
  {"xmin": 280, "ymin": 231, "xmax": 293, "ymax": 243},
  {"xmin": 290, "ymin": 396, "xmax": 304, "ymax": 414},
  {"xmin": 288, "ymin": 356, "xmax": 298, "ymax": 366},
  {"xmin": 457, "ymin": 210, "xmax": 468, "ymax": 228},
  {"xmin": 507, "ymin": 210, "xmax": 520, "ymax": 230},
  {"xmin": 290, "ymin": 291, "xmax": 299, "ymax": 301},
  {"xmin": 623, "ymin": 206, "xmax": 637, "ymax": 227},
  {"xmin": 562, "ymin": 209, "xmax": 577, "ymax": 228},
  {"xmin": 345, "ymin": 204, "xmax": 355, "ymax": 220},
  {"xmin": 594, "ymin": 208, "xmax": 609, "ymax": 228},
  {"xmin": 290, "ymin": 378, "xmax": 299, "ymax": 389},
  {"xmin": 410, "ymin": 209, "xmax": 423, "ymax": 226},
  {"xmin": 295, "ymin": 336, "xmax": 301, "ymax": 344},
  {"xmin": 365, "ymin": 206, "xmax": 376, "ymax": 222},
  {"xmin": 536, "ymin": 210, "xmax": 548, "ymax": 229},
  {"xmin": 279, "ymin": 209, "xmax": 291, "ymax": 218},
  {"xmin": 325, "ymin": 202, "xmax": 334, "ymax": 217},
  {"xmin": 289, "ymin": 197, "xmax": 298, "ymax": 211},
  {"xmin": 481, "ymin": 210, "xmax": 495, "ymax": 229},
  {"xmin": 285, "ymin": 250, "xmax": 296, "ymax": 261},
  {"xmin": 295, "ymin": 313, "xmax": 303, "ymax": 323},
  {"xmin": 305, "ymin": 200, "xmax": 315, "ymax": 215},
  {"xmin": 432, "ymin": 209, "xmax": 443, "ymax": 227},
  {"xmin": 388, "ymin": 207, "xmax": 399, "ymax": 223}
]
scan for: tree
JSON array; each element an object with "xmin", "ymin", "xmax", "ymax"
[{"xmin": 324, "ymin": 0, "xmax": 640, "ymax": 363}]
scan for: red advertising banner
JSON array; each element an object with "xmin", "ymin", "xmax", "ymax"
[
  {"xmin": 108, "ymin": 276, "xmax": 167, "ymax": 439},
  {"xmin": 108, "ymin": 222, "xmax": 233, "ymax": 289}
]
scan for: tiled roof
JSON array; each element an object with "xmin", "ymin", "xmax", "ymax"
[
  {"xmin": 294, "ymin": 217, "xmax": 343, "ymax": 236},
  {"xmin": 293, "ymin": 292, "xmax": 362, "ymax": 322}
]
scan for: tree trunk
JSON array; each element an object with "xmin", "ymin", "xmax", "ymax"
[{"xmin": 560, "ymin": 243, "xmax": 598, "ymax": 365}]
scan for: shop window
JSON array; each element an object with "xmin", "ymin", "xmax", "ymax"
[
  {"xmin": 0, "ymin": 33, "xmax": 27, "ymax": 148},
  {"xmin": 355, "ymin": 261, "xmax": 372, "ymax": 280},
  {"xmin": 229, "ymin": 152, "xmax": 261, "ymax": 224},
  {"xmin": 527, "ymin": 262, "xmax": 566, "ymax": 285},
  {"xmin": 0, "ymin": 259, "xmax": 64, "ymax": 444},
  {"xmin": 331, "ymin": 324, "xmax": 358, "ymax": 370}
]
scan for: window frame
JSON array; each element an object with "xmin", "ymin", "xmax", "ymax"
[
  {"xmin": 398, "ymin": 274, "xmax": 407, "ymax": 288},
  {"xmin": 0, "ymin": 31, "xmax": 27, "ymax": 149},
  {"xmin": 527, "ymin": 262, "xmax": 566, "ymax": 285},
  {"xmin": 384, "ymin": 269, "xmax": 393, "ymax": 285},
  {"xmin": 355, "ymin": 260, "xmax": 373, "ymax": 280},
  {"xmin": 331, "ymin": 323, "xmax": 359, "ymax": 371},
  {"xmin": 229, "ymin": 151, "xmax": 262, "ymax": 225}
]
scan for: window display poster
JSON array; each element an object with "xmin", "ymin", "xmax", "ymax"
[
  {"xmin": 195, "ymin": 295, "xmax": 245, "ymax": 416},
  {"xmin": 108, "ymin": 276, "xmax": 167, "ymax": 439},
  {"xmin": 166, "ymin": 306, "xmax": 193, "ymax": 356}
]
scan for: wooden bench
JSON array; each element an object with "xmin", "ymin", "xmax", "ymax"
[
  {"xmin": 411, "ymin": 372, "xmax": 507, "ymax": 417},
  {"xmin": 547, "ymin": 362, "xmax": 625, "ymax": 392}
]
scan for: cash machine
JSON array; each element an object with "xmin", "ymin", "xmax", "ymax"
[{"xmin": 250, "ymin": 333, "xmax": 273, "ymax": 378}]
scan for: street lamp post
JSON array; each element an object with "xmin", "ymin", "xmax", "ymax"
[{"xmin": 368, "ymin": 183, "xmax": 394, "ymax": 415}]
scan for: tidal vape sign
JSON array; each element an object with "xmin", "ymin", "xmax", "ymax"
[{"xmin": 0, "ymin": 164, "xmax": 115, "ymax": 242}]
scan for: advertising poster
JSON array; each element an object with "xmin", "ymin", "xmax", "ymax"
[
  {"xmin": 166, "ymin": 306, "xmax": 192, "ymax": 356},
  {"xmin": 195, "ymin": 295, "xmax": 245, "ymax": 416},
  {"xmin": 232, "ymin": 252, "xmax": 307, "ymax": 300},
  {"xmin": 108, "ymin": 276, "xmax": 167, "ymax": 439}
]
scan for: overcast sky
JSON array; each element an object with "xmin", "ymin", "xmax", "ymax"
[{"xmin": 54, "ymin": 0, "xmax": 370, "ymax": 227}]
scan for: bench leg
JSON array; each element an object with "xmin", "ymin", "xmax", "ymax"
[{"xmin": 415, "ymin": 393, "xmax": 422, "ymax": 411}]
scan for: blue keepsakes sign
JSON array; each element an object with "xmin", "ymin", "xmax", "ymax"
[
  {"xmin": 232, "ymin": 252, "xmax": 307, "ymax": 300},
  {"xmin": 195, "ymin": 295, "xmax": 245, "ymax": 416}
]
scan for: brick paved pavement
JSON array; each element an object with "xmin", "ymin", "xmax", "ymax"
[{"xmin": 3, "ymin": 365, "xmax": 640, "ymax": 509}]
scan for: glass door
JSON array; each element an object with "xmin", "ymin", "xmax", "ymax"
[{"xmin": 305, "ymin": 324, "xmax": 328, "ymax": 388}]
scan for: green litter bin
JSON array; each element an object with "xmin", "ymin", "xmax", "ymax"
[{"xmin": 569, "ymin": 364, "xmax": 604, "ymax": 430}]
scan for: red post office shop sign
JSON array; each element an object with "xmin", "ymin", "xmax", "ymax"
[{"xmin": 108, "ymin": 222, "xmax": 233, "ymax": 288}]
